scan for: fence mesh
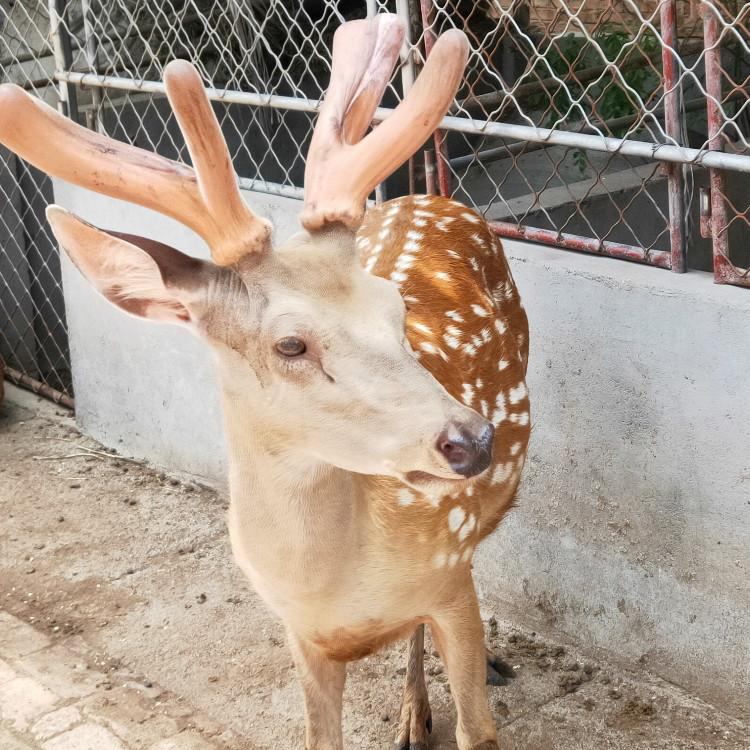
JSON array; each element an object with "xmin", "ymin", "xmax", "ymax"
[{"xmin": 1, "ymin": 1, "xmax": 750, "ymax": 406}]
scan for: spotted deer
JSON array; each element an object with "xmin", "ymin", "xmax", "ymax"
[{"xmin": 0, "ymin": 14, "xmax": 530, "ymax": 750}]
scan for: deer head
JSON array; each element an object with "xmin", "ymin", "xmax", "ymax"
[{"xmin": 0, "ymin": 15, "xmax": 493, "ymax": 487}]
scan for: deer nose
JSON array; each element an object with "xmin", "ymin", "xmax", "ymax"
[{"xmin": 436, "ymin": 420, "xmax": 494, "ymax": 477}]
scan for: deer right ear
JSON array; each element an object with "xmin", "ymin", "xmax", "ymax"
[{"xmin": 47, "ymin": 205, "xmax": 212, "ymax": 325}]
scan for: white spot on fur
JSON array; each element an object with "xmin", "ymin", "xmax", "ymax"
[
  {"xmin": 461, "ymin": 545, "xmax": 474, "ymax": 562},
  {"xmin": 379, "ymin": 228, "xmax": 390, "ymax": 240},
  {"xmin": 479, "ymin": 400, "xmax": 489, "ymax": 417},
  {"xmin": 491, "ymin": 392, "xmax": 507, "ymax": 425},
  {"xmin": 495, "ymin": 319, "xmax": 507, "ymax": 335},
  {"xmin": 469, "ymin": 257, "xmax": 479, "ymax": 271},
  {"xmin": 471, "ymin": 304, "xmax": 489, "ymax": 318},
  {"xmin": 475, "ymin": 377, "xmax": 483, "ymax": 388},
  {"xmin": 398, "ymin": 488, "xmax": 414, "ymax": 506},
  {"xmin": 414, "ymin": 209, "xmax": 435, "ymax": 217},
  {"xmin": 461, "ymin": 383, "xmax": 475, "ymax": 405},
  {"xmin": 459, "ymin": 513, "xmax": 477, "ymax": 542},
  {"xmin": 404, "ymin": 295, "xmax": 419, "ymax": 305},
  {"xmin": 481, "ymin": 327, "xmax": 493, "ymax": 344},
  {"xmin": 411, "ymin": 322, "xmax": 432, "ymax": 336},
  {"xmin": 435, "ymin": 217, "xmax": 456, "ymax": 231},
  {"xmin": 364, "ymin": 257, "xmax": 377, "ymax": 272},
  {"xmin": 491, "ymin": 461, "xmax": 513, "ymax": 484},
  {"xmin": 446, "ymin": 310, "xmax": 464, "ymax": 323},
  {"xmin": 444, "ymin": 334, "xmax": 460, "ymax": 349},
  {"xmin": 403, "ymin": 240, "xmax": 421, "ymax": 252},
  {"xmin": 510, "ymin": 442, "xmax": 522, "ymax": 456},
  {"xmin": 396, "ymin": 255, "xmax": 415, "ymax": 271},
  {"xmin": 509, "ymin": 382, "xmax": 528, "ymax": 405},
  {"xmin": 433, "ymin": 552, "xmax": 447, "ymax": 568},
  {"xmin": 510, "ymin": 411, "xmax": 530, "ymax": 426},
  {"xmin": 448, "ymin": 506, "xmax": 466, "ymax": 533},
  {"xmin": 446, "ymin": 325, "xmax": 462, "ymax": 338},
  {"xmin": 448, "ymin": 552, "xmax": 460, "ymax": 567},
  {"xmin": 461, "ymin": 211, "xmax": 480, "ymax": 223},
  {"xmin": 413, "ymin": 218, "xmax": 428, "ymax": 227},
  {"xmin": 498, "ymin": 359, "xmax": 509, "ymax": 371},
  {"xmin": 390, "ymin": 271, "xmax": 408, "ymax": 283},
  {"xmin": 463, "ymin": 343, "xmax": 477, "ymax": 357},
  {"xmin": 406, "ymin": 230, "xmax": 423, "ymax": 242},
  {"xmin": 419, "ymin": 342, "xmax": 438, "ymax": 355},
  {"xmin": 435, "ymin": 272, "xmax": 451, "ymax": 282}
]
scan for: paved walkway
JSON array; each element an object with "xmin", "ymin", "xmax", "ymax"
[{"xmin": 0, "ymin": 611, "xmax": 229, "ymax": 750}]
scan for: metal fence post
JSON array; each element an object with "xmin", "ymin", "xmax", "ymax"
[
  {"xmin": 49, "ymin": 0, "xmax": 79, "ymax": 123},
  {"xmin": 702, "ymin": 2, "xmax": 732, "ymax": 284},
  {"xmin": 660, "ymin": 0, "xmax": 686, "ymax": 273},
  {"xmin": 419, "ymin": 0, "xmax": 452, "ymax": 198},
  {"xmin": 81, "ymin": 0, "xmax": 104, "ymax": 133}
]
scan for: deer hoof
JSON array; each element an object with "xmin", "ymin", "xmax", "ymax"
[
  {"xmin": 393, "ymin": 705, "xmax": 432, "ymax": 750},
  {"xmin": 486, "ymin": 648, "xmax": 515, "ymax": 686}
]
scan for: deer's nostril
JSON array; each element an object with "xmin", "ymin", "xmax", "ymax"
[{"xmin": 436, "ymin": 421, "xmax": 494, "ymax": 478}]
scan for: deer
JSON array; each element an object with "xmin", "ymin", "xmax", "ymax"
[{"xmin": 0, "ymin": 14, "xmax": 530, "ymax": 750}]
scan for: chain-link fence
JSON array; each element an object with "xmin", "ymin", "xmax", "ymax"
[{"xmin": 1, "ymin": 1, "xmax": 749, "ymax": 407}]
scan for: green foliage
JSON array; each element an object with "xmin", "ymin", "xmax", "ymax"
[{"xmin": 526, "ymin": 25, "xmax": 661, "ymax": 173}]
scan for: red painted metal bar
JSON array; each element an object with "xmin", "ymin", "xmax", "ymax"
[
  {"xmin": 4, "ymin": 366, "xmax": 74, "ymax": 409},
  {"xmin": 420, "ymin": 0, "xmax": 452, "ymax": 197},
  {"xmin": 660, "ymin": 0, "xmax": 686, "ymax": 273},
  {"xmin": 702, "ymin": 4, "xmax": 749, "ymax": 287},
  {"xmin": 490, "ymin": 221, "xmax": 672, "ymax": 268}
]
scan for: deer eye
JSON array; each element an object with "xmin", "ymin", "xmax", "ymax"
[{"xmin": 275, "ymin": 336, "xmax": 307, "ymax": 357}]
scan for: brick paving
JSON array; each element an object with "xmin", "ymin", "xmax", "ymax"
[{"xmin": 0, "ymin": 611, "xmax": 226, "ymax": 750}]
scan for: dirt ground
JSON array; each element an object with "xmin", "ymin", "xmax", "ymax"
[{"xmin": 1, "ymin": 385, "xmax": 748, "ymax": 750}]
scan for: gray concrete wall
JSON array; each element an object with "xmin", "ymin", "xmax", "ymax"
[{"xmin": 52, "ymin": 182, "xmax": 750, "ymax": 717}]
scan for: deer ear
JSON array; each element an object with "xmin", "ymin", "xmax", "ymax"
[{"xmin": 47, "ymin": 205, "xmax": 211, "ymax": 325}]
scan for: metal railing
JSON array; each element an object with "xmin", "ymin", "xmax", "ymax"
[{"xmin": 1, "ymin": 1, "xmax": 749, "ymax": 406}]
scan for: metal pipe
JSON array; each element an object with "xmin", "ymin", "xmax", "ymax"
[
  {"xmin": 490, "ymin": 221, "xmax": 672, "ymax": 269},
  {"xmin": 4, "ymin": 366, "xmax": 74, "ymax": 409},
  {"xmin": 449, "ymin": 92, "xmax": 732, "ymax": 172},
  {"xmin": 54, "ymin": 71, "xmax": 750, "ymax": 174},
  {"xmin": 703, "ymin": 4, "xmax": 740, "ymax": 285},
  {"xmin": 367, "ymin": 0, "xmax": 385, "ymax": 205},
  {"xmin": 80, "ymin": 0, "xmax": 104, "ymax": 133},
  {"xmin": 52, "ymin": 0, "xmax": 79, "ymax": 123},
  {"xmin": 419, "ymin": 0, "xmax": 452, "ymax": 197},
  {"xmin": 660, "ymin": 0, "xmax": 686, "ymax": 273}
]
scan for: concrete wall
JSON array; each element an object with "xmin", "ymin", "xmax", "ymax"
[{"xmin": 52, "ymin": 181, "xmax": 750, "ymax": 717}]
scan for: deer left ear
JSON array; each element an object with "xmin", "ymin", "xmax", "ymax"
[{"xmin": 47, "ymin": 205, "xmax": 213, "ymax": 325}]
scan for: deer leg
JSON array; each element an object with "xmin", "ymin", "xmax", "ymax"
[
  {"xmin": 431, "ymin": 583, "xmax": 498, "ymax": 750},
  {"xmin": 393, "ymin": 624, "xmax": 432, "ymax": 750},
  {"xmin": 287, "ymin": 632, "xmax": 347, "ymax": 750}
]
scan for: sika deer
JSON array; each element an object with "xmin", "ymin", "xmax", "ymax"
[{"xmin": 0, "ymin": 14, "xmax": 530, "ymax": 750}]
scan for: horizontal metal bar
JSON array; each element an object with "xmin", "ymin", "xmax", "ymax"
[
  {"xmin": 4, "ymin": 366, "xmax": 74, "ymax": 409},
  {"xmin": 236, "ymin": 177, "xmax": 304, "ymax": 200},
  {"xmin": 491, "ymin": 221, "xmax": 672, "ymax": 269},
  {"xmin": 55, "ymin": 71, "xmax": 750, "ymax": 174}
]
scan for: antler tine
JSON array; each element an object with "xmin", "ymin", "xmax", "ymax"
[
  {"xmin": 163, "ymin": 61, "xmax": 271, "ymax": 265},
  {"xmin": 301, "ymin": 18, "xmax": 469, "ymax": 232},
  {"xmin": 0, "ymin": 65, "xmax": 269, "ymax": 266}
]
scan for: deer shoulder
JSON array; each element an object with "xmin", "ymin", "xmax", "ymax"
[{"xmin": 359, "ymin": 194, "xmax": 531, "ymax": 543}]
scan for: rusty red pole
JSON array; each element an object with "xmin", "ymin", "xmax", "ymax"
[
  {"xmin": 420, "ymin": 0, "xmax": 453, "ymax": 197},
  {"xmin": 489, "ymin": 221, "xmax": 672, "ymax": 268},
  {"xmin": 660, "ymin": 0, "xmax": 686, "ymax": 272},
  {"xmin": 703, "ymin": 3, "xmax": 733, "ymax": 284}
]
